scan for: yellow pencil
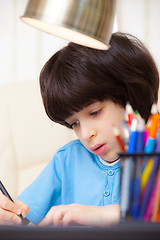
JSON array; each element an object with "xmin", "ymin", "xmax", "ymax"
[{"xmin": 141, "ymin": 158, "xmax": 153, "ymax": 191}]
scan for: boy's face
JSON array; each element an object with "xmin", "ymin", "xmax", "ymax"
[{"xmin": 65, "ymin": 100, "xmax": 125, "ymax": 163}]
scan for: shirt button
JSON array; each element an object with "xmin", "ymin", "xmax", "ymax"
[
  {"xmin": 104, "ymin": 190, "xmax": 110, "ymax": 197},
  {"xmin": 108, "ymin": 170, "xmax": 114, "ymax": 176}
]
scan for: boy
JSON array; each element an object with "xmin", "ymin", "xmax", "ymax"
[{"xmin": 0, "ymin": 32, "xmax": 159, "ymax": 226}]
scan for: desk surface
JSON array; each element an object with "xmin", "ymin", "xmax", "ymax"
[{"xmin": 0, "ymin": 222, "xmax": 160, "ymax": 240}]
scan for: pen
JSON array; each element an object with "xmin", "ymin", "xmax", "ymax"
[
  {"xmin": 120, "ymin": 157, "xmax": 134, "ymax": 220},
  {"xmin": 131, "ymin": 118, "xmax": 145, "ymax": 219},
  {"xmin": 125, "ymin": 102, "xmax": 134, "ymax": 127},
  {"xmin": 143, "ymin": 174, "xmax": 158, "ymax": 221},
  {"xmin": 143, "ymin": 128, "xmax": 148, "ymax": 147},
  {"xmin": 143, "ymin": 104, "xmax": 160, "ymax": 157},
  {"xmin": 139, "ymin": 130, "xmax": 160, "ymax": 219},
  {"xmin": 147, "ymin": 103, "xmax": 160, "ymax": 139},
  {"xmin": 120, "ymin": 117, "xmax": 137, "ymax": 220},
  {"xmin": 0, "ymin": 180, "xmax": 30, "ymax": 225},
  {"xmin": 127, "ymin": 118, "xmax": 138, "ymax": 153},
  {"xmin": 157, "ymin": 210, "xmax": 160, "ymax": 222},
  {"xmin": 141, "ymin": 107, "xmax": 160, "ymax": 195},
  {"xmin": 151, "ymin": 163, "xmax": 160, "ymax": 221},
  {"xmin": 141, "ymin": 159, "xmax": 153, "ymax": 191},
  {"xmin": 141, "ymin": 104, "xmax": 160, "ymax": 180}
]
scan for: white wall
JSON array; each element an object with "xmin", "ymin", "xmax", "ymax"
[
  {"xmin": 0, "ymin": 0, "xmax": 68, "ymax": 86},
  {"xmin": 117, "ymin": 0, "xmax": 160, "ymax": 73},
  {"xmin": 0, "ymin": 0, "xmax": 160, "ymax": 86}
]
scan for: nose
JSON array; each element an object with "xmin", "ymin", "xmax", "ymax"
[{"xmin": 81, "ymin": 123, "xmax": 97, "ymax": 141}]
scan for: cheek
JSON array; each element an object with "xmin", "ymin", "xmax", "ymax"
[
  {"xmin": 101, "ymin": 124, "xmax": 120, "ymax": 149},
  {"xmin": 73, "ymin": 129, "xmax": 84, "ymax": 144},
  {"xmin": 106, "ymin": 113, "xmax": 124, "ymax": 132},
  {"xmin": 73, "ymin": 129, "xmax": 80, "ymax": 139},
  {"xmin": 75, "ymin": 132, "xmax": 90, "ymax": 150},
  {"xmin": 100, "ymin": 122, "xmax": 114, "ymax": 140},
  {"xmin": 100, "ymin": 118, "xmax": 122, "ymax": 143}
]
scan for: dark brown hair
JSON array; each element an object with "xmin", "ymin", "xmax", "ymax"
[{"xmin": 40, "ymin": 32, "xmax": 159, "ymax": 128}]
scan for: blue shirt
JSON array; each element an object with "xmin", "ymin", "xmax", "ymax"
[{"xmin": 17, "ymin": 139, "xmax": 120, "ymax": 225}]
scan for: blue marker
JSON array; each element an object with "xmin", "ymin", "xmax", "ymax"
[
  {"xmin": 131, "ymin": 118, "xmax": 145, "ymax": 219},
  {"xmin": 127, "ymin": 118, "xmax": 138, "ymax": 154},
  {"xmin": 142, "ymin": 103, "xmax": 159, "ymax": 172}
]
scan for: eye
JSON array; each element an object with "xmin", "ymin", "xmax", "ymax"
[
  {"xmin": 90, "ymin": 109, "xmax": 102, "ymax": 116},
  {"xmin": 70, "ymin": 120, "xmax": 79, "ymax": 128}
]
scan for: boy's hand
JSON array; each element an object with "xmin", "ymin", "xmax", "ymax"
[
  {"xmin": 39, "ymin": 204, "xmax": 120, "ymax": 227},
  {"xmin": 0, "ymin": 193, "xmax": 29, "ymax": 225}
]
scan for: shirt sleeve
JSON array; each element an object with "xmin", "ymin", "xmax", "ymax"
[{"xmin": 17, "ymin": 151, "xmax": 62, "ymax": 225}]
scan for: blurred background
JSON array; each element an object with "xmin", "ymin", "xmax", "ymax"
[
  {"xmin": 0, "ymin": 0, "xmax": 160, "ymax": 87},
  {"xmin": 0, "ymin": 0, "xmax": 160, "ymax": 198}
]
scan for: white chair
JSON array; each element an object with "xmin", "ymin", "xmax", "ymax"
[{"xmin": 0, "ymin": 80, "xmax": 75, "ymax": 198}]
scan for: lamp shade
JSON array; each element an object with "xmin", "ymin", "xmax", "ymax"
[{"xmin": 20, "ymin": 0, "xmax": 116, "ymax": 50}]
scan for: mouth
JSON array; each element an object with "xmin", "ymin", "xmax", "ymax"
[{"xmin": 91, "ymin": 144, "xmax": 107, "ymax": 156}]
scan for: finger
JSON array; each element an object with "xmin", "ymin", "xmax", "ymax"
[
  {"xmin": 0, "ymin": 207, "xmax": 22, "ymax": 225},
  {"xmin": 39, "ymin": 207, "xmax": 55, "ymax": 227},
  {"xmin": 62, "ymin": 212, "xmax": 77, "ymax": 226},
  {"xmin": 0, "ymin": 194, "xmax": 22, "ymax": 216},
  {"xmin": 15, "ymin": 200, "xmax": 30, "ymax": 218},
  {"xmin": 39, "ymin": 206, "xmax": 65, "ymax": 227},
  {"xmin": 52, "ymin": 207, "xmax": 65, "ymax": 227},
  {"xmin": 53, "ymin": 205, "xmax": 78, "ymax": 226}
]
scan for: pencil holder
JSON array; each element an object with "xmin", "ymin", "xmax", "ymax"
[{"xmin": 119, "ymin": 152, "xmax": 160, "ymax": 223}]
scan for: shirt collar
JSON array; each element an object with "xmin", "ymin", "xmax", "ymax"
[{"xmin": 98, "ymin": 156, "xmax": 120, "ymax": 166}]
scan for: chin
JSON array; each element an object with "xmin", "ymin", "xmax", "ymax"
[{"xmin": 102, "ymin": 153, "xmax": 119, "ymax": 163}]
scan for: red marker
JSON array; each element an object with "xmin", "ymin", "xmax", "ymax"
[{"xmin": 125, "ymin": 102, "xmax": 134, "ymax": 127}]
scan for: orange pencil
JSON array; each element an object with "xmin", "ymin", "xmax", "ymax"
[
  {"xmin": 157, "ymin": 211, "xmax": 160, "ymax": 222},
  {"xmin": 147, "ymin": 102, "xmax": 160, "ymax": 139}
]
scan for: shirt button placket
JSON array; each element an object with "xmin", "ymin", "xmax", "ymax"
[
  {"xmin": 108, "ymin": 170, "xmax": 114, "ymax": 176},
  {"xmin": 103, "ymin": 169, "xmax": 115, "ymax": 205},
  {"xmin": 104, "ymin": 190, "xmax": 110, "ymax": 197}
]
